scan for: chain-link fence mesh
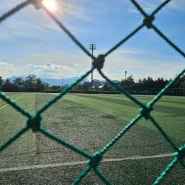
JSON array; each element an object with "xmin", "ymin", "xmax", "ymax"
[{"xmin": 0, "ymin": 0, "xmax": 185, "ymax": 184}]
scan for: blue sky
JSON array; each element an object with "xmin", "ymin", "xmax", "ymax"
[{"xmin": 0, "ymin": 0, "xmax": 184, "ymax": 81}]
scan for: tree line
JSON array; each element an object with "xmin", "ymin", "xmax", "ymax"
[
  {"xmin": 118, "ymin": 75, "xmax": 185, "ymax": 95},
  {"xmin": 0, "ymin": 74, "xmax": 185, "ymax": 95},
  {"xmin": 0, "ymin": 75, "xmax": 49, "ymax": 92},
  {"xmin": 120, "ymin": 75, "xmax": 185, "ymax": 89}
]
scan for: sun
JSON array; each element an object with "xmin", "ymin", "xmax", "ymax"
[{"xmin": 42, "ymin": 0, "xmax": 58, "ymax": 12}]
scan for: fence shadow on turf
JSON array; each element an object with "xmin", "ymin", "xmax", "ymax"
[{"xmin": 0, "ymin": 0, "xmax": 185, "ymax": 184}]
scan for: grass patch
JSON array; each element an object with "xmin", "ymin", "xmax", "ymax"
[
  {"xmin": 0, "ymin": 93, "xmax": 37, "ymax": 168},
  {"xmin": 68, "ymin": 94, "xmax": 185, "ymax": 141},
  {"xmin": 0, "ymin": 93, "xmax": 184, "ymax": 184}
]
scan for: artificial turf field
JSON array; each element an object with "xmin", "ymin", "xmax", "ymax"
[{"xmin": 0, "ymin": 92, "xmax": 184, "ymax": 184}]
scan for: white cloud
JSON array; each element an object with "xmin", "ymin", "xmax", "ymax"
[
  {"xmin": 118, "ymin": 0, "xmax": 164, "ymax": 14},
  {"xmin": 1, "ymin": 52, "xmax": 184, "ymax": 82},
  {"xmin": 99, "ymin": 61, "xmax": 184, "ymax": 82},
  {"xmin": 22, "ymin": 63, "xmax": 70, "ymax": 78},
  {"xmin": 55, "ymin": 0, "xmax": 94, "ymax": 22},
  {"xmin": 0, "ymin": 62, "xmax": 23, "ymax": 78},
  {"xmin": 22, "ymin": 50, "xmax": 91, "ymax": 66},
  {"xmin": 0, "ymin": 0, "xmax": 24, "ymax": 14},
  {"xmin": 168, "ymin": 0, "xmax": 185, "ymax": 11},
  {"xmin": 0, "ymin": 20, "xmax": 47, "ymax": 42},
  {"xmin": 0, "ymin": 62, "xmax": 89, "ymax": 79},
  {"xmin": 1, "ymin": 0, "xmax": 184, "ymax": 83},
  {"xmin": 96, "ymin": 49, "xmax": 185, "ymax": 81},
  {"xmin": 120, "ymin": 0, "xmax": 185, "ymax": 15}
]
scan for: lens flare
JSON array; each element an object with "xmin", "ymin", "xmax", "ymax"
[{"xmin": 42, "ymin": 0, "xmax": 57, "ymax": 12}]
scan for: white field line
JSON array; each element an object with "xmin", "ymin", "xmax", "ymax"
[
  {"xmin": 0, "ymin": 94, "xmax": 26, "ymax": 110},
  {"xmin": 0, "ymin": 152, "xmax": 174, "ymax": 173}
]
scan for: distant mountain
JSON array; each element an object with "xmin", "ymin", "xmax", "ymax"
[
  {"xmin": 8, "ymin": 76, "xmax": 26, "ymax": 81},
  {"xmin": 8, "ymin": 76, "xmax": 89, "ymax": 86},
  {"xmin": 42, "ymin": 77, "xmax": 89, "ymax": 86}
]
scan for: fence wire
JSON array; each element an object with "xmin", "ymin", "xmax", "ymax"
[{"xmin": 0, "ymin": 0, "xmax": 185, "ymax": 184}]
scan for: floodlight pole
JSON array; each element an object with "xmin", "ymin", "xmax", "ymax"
[
  {"xmin": 125, "ymin": 71, "xmax": 127, "ymax": 80},
  {"xmin": 89, "ymin": 42, "xmax": 96, "ymax": 89}
]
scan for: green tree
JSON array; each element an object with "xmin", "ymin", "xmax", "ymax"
[
  {"xmin": 3, "ymin": 78, "xmax": 12, "ymax": 86},
  {"xmin": 25, "ymin": 74, "xmax": 37, "ymax": 91},
  {"xmin": 155, "ymin": 77, "xmax": 168, "ymax": 88},
  {"xmin": 0, "ymin": 76, "xmax": 3, "ymax": 89},
  {"xmin": 13, "ymin": 77, "xmax": 24, "ymax": 86},
  {"xmin": 145, "ymin": 77, "xmax": 154, "ymax": 88},
  {"xmin": 73, "ymin": 84, "xmax": 82, "ymax": 91},
  {"xmin": 181, "ymin": 75, "xmax": 185, "ymax": 88},
  {"xmin": 2, "ymin": 78, "xmax": 14, "ymax": 91},
  {"xmin": 35, "ymin": 78, "xmax": 45, "ymax": 92},
  {"xmin": 82, "ymin": 82, "xmax": 90, "ymax": 91},
  {"xmin": 94, "ymin": 84, "xmax": 99, "ymax": 90},
  {"xmin": 121, "ymin": 75, "xmax": 135, "ymax": 87},
  {"xmin": 173, "ymin": 74, "xmax": 185, "ymax": 88},
  {"xmin": 43, "ymin": 82, "xmax": 49, "ymax": 91},
  {"xmin": 13, "ymin": 77, "xmax": 24, "ymax": 91}
]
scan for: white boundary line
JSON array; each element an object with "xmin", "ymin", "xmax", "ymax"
[
  {"xmin": 0, "ymin": 94, "xmax": 26, "ymax": 110},
  {"xmin": 0, "ymin": 153, "xmax": 173, "ymax": 173}
]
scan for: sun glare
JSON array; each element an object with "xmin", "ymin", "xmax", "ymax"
[{"xmin": 42, "ymin": 0, "xmax": 58, "ymax": 12}]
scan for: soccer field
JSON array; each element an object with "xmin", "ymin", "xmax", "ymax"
[{"xmin": 0, "ymin": 93, "xmax": 185, "ymax": 184}]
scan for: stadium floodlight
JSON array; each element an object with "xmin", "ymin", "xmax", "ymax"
[
  {"xmin": 89, "ymin": 42, "xmax": 96, "ymax": 89},
  {"xmin": 125, "ymin": 70, "xmax": 127, "ymax": 80}
]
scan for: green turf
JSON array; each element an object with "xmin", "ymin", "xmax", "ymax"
[
  {"xmin": 35, "ymin": 93, "xmax": 184, "ymax": 184},
  {"xmin": 0, "ymin": 93, "xmax": 37, "ymax": 168},
  {"xmin": 0, "ymin": 93, "xmax": 184, "ymax": 185},
  {"xmin": 66, "ymin": 94, "xmax": 185, "ymax": 141}
]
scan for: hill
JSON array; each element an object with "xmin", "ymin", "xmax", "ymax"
[{"xmin": 8, "ymin": 76, "xmax": 89, "ymax": 86}]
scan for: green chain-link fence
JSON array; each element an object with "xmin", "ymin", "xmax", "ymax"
[{"xmin": 0, "ymin": 0, "xmax": 185, "ymax": 184}]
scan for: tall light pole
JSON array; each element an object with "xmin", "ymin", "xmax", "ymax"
[
  {"xmin": 125, "ymin": 71, "xmax": 127, "ymax": 80},
  {"xmin": 89, "ymin": 42, "xmax": 96, "ymax": 89}
]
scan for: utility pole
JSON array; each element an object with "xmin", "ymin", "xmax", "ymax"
[{"xmin": 89, "ymin": 42, "xmax": 96, "ymax": 89}]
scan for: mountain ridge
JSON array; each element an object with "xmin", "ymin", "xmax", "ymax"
[{"xmin": 8, "ymin": 76, "xmax": 89, "ymax": 86}]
